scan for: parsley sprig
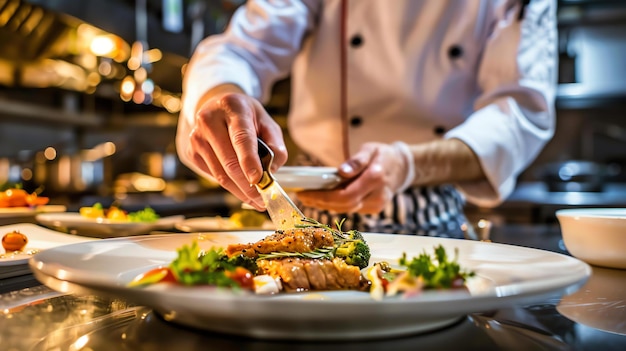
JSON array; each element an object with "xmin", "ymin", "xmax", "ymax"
[{"xmin": 398, "ymin": 245, "xmax": 475, "ymax": 289}]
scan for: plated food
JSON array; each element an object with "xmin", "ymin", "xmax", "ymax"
[
  {"xmin": 1, "ymin": 229, "xmax": 38, "ymax": 260},
  {"xmin": 79, "ymin": 203, "xmax": 160, "ymax": 222},
  {"xmin": 130, "ymin": 218, "xmax": 474, "ymax": 300},
  {"xmin": 36, "ymin": 211, "xmax": 184, "ymax": 238},
  {"xmin": 0, "ymin": 186, "xmax": 49, "ymax": 208},
  {"xmin": 0, "ymin": 186, "xmax": 66, "ymax": 218}
]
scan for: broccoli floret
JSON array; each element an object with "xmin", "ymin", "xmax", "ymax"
[
  {"xmin": 334, "ymin": 230, "xmax": 371, "ymax": 269},
  {"xmin": 295, "ymin": 218, "xmax": 372, "ymax": 269},
  {"xmin": 224, "ymin": 254, "xmax": 258, "ymax": 274}
]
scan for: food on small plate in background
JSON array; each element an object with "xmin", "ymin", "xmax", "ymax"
[
  {"xmin": 1, "ymin": 229, "xmax": 40, "ymax": 259},
  {"xmin": 2, "ymin": 230, "xmax": 28, "ymax": 252},
  {"xmin": 0, "ymin": 186, "xmax": 49, "ymax": 208},
  {"xmin": 79, "ymin": 203, "xmax": 160, "ymax": 223},
  {"xmin": 228, "ymin": 209, "xmax": 268, "ymax": 228}
]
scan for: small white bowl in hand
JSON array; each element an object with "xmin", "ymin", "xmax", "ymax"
[{"xmin": 556, "ymin": 208, "xmax": 626, "ymax": 269}]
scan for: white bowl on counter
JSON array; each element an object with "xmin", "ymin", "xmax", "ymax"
[{"xmin": 556, "ymin": 208, "xmax": 626, "ymax": 269}]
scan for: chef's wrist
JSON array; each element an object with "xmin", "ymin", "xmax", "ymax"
[
  {"xmin": 407, "ymin": 139, "xmax": 486, "ymax": 186},
  {"xmin": 392, "ymin": 141, "xmax": 415, "ymax": 194}
]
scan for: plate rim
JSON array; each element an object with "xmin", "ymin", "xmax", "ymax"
[{"xmin": 35, "ymin": 212, "xmax": 184, "ymax": 228}]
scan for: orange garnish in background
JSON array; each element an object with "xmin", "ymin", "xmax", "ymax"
[{"xmin": 0, "ymin": 188, "xmax": 49, "ymax": 208}]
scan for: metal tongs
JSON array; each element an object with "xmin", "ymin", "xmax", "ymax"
[{"xmin": 256, "ymin": 139, "xmax": 305, "ymax": 230}]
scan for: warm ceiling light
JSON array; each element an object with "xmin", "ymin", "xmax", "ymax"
[
  {"xmin": 90, "ymin": 35, "xmax": 116, "ymax": 57},
  {"xmin": 128, "ymin": 41, "xmax": 144, "ymax": 70},
  {"xmin": 120, "ymin": 76, "xmax": 135, "ymax": 101},
  {"xmin": 98, "ymin": 61, "xmax": 113, "ymax": 76},
  {"xmin": 44, "ymin": 147, "xmax": 57, "ymax": 160},
  {"xmin": 102, "ymin": 142, "xmax": 116, "ymax": 156},
  {"xmin": 87, "ymin": 72, "xmax": 101, "ymax": 86},
  {"xmin": 163, "ymin": 95, "xmax": 181, "ymax": 113},
  {"xmin": 145, "ymin": 48, "xmax": 163, "ymax": 63},
  {"xmin": 141, "ymin": 79, "xmax": 154, "ymax": 94},
  {"xmin": 134, "ymin": 67, "xmax": 147, "ymax": 82}
]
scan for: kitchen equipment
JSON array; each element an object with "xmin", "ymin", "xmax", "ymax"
[
  {"xmin": 537, "ymin": 160, "xmax": 614, "ymax": 192},
  {"xmin": 556, "ymin": 208, "xmax": 626, "ymax": 269},
  {"xmin": 36, "ymin": 152, "xmax": 112, "ymax": 195},
  {"xmin": 256, "ymin": 139, "xmax": 305, "ymax": 230}
]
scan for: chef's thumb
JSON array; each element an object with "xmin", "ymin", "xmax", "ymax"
[{"xmin": 338, "ymin": 145, "xmax": 377, "ymax": 179}]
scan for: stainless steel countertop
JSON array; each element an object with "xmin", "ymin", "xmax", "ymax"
[{"xmin": 506, "ymin": 182, "xmax": 626, "ymax": 207}]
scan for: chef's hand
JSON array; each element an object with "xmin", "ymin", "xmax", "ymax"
[
  {"xmin": 297, "ymin": 139, "xmax": 486, "ymax": 214},
  {"xmin": 186, "ymin": 84, "xmax": 288, "ymax": 210},
  {"xmin": 296, "ymin": 142, "xmax": 410, "ymax": 214}
]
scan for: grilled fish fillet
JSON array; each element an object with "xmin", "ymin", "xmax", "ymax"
[
  {"xmin": 225, "ymin": 227, "xmax": 334, "ymax": 258},
  {"xmin": 257, "ymin": 257, "xmax": 367, "ymax": 292}
]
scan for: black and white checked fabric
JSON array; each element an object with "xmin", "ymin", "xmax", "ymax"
[{"xmin": 295, "ymin": 185, "xmax": 467, "ymax": 238}]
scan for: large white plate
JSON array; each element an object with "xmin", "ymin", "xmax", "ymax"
[
  {"xmin": 0, "ymin": 223, "xmax": 96, "ymax": 279},
  {"xmin": 29, "ymin": 232, "xmax": 591, "ymax": 340},
  {"xmin": 35, "ymin": 213, "xmax": 184, "ymax": 238},
  {"xmin": 274, "ymin": 166, "xmax": 342, "ymax": 191},
  {"xmin": 175, "ymin": 216, "xmax": 274, "ymax": 232},
  {"xmin": 0, "ymin": 205, "xmax": 67, "ymax": 218}
]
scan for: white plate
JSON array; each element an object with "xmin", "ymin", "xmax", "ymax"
[
  {"xmin": 0, "ymin": 205, "xmax": 67, "ymax": 218},
  {"xmin": 274, "ymin": 166, "xmax": 342, "ymax": 191},
  {"xmin": 35, "ymin": 213, "xmax": 184, "ymax": 238},
  {"xmin": 0, "ymin": 223, "xmax": 96, "ymax": 279},
  {"xmin": 29, "ymin": 232, "xmax": 590, "ymax": 340},
  {"xmin": 175, "ymin": 217, "xmax": 274, "ymax": 232}
]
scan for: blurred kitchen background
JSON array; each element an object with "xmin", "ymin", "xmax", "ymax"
[{"xmin": 0, "ymin": 0, "xmax": 625, "ymax": 223}]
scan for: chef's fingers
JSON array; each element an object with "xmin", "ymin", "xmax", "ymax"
[
  {"xmin": 188, "ymin": 136, "xmax": 265, "ymax": 210},
  {"xmin": 207, "ymin": 94, "xmax": 264, "ymax": 185},
  {"xmin": 338, "ymin": 143, "xmax": 378, "ymax": 179},
  {"xmin": 194, "ymin": 96, "xmax": 267, "ymax": 209}
]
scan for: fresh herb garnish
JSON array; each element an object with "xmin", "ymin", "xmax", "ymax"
[
  {"xmin": 398, "ymin": 245, "xmax": 474, "ymax": 289},
  {"xmin": 127, "ymin": 206, "xmax": 159, "ymax": 222},
  {"xmin": 169, "ymin": 241, "xmax": 241, "ymax": 288}
]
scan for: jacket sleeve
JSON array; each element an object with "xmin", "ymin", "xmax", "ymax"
[
  {"xmin": 444, "ymin": 0, "xmax": 558, "ymax": 208},
  {"xmin": 177, "ymin": 0, "xmax": 318, "ymax": 172}
]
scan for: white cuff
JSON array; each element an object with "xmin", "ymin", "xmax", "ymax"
[{"xmin": 392, "ymin": 141, "xmax": 415, "ymax": 194}]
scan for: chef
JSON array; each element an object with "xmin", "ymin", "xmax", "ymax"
[{"xmin": 176, "ymin": 0, "xmax": 557, "ymax": 237}]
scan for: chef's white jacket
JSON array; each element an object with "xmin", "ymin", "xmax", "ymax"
[{"xmin": 178, "ymin": 0, "xmax": 557, "ymax": 208}]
